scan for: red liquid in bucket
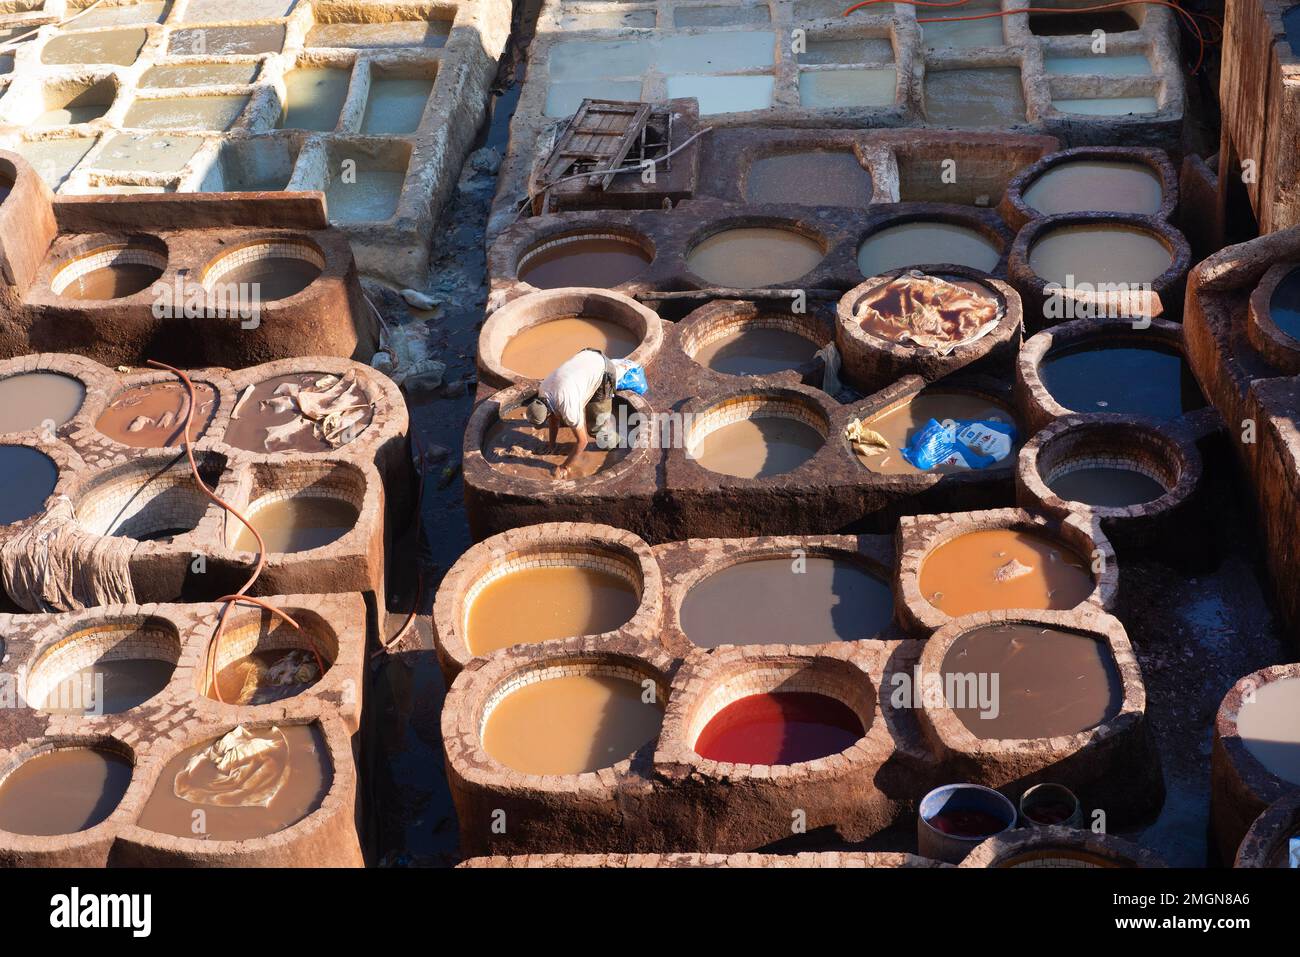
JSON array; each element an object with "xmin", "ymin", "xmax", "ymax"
[
  {"xmin": 693, "ymin": 692, "xmax": 863, "ymax": 765},
  {"xmin": 927, "ymin": 808, "xmax": 1007, "ymax": 839},
  {"xmin": 1025, "ymin": 801, "xmax": 1075, "ymax": 825}
]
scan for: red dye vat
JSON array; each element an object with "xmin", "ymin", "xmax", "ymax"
[
  {"xmin": 1025, "ymin": 801, "xmax": 1075, "ymax": 825},
  {"xmin": 927, "ymin": 808, "xmax": 1008, "ymax": 839},
  {"xmin": 693, "ymin": 692, "xmax": 864, "ymax": 765}
]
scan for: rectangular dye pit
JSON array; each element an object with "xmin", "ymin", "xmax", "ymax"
[
  {"xmin": 1052, "ymin": 96, "xmax": 1161, "ymax": 115},
  {"xmin": 32, "ymin": 79, "xmax": 118, "ymax": 127},
  {"xmin": 665, "ymin": 74, "xmax": 774, "ymax": 115},
  {"xmin": 123, "ymin": 95, "xmax": 251, "ymax": 131},
  {"xmin": 69, "ymin": 0, "xmax": 171, "ymax": 28},
  {"xmin": 91, "ymin": 132, "xmax": 206, "ymax": 174},
  {"xmin": 920, "ymin": 1, "xmax": 1005, "ymax": 48},
  {"xmin": 9, "ymin": 137, "xmax": 97, "ymax": 189},
  {"xmin": 321, "ymin": 143, "xmax": 410, "ymax": 222},
  {"xmin": 924, "ymin": 67, "xmax": 1027, "ymax": 126},
  {"xmin": 1044, "ymin": 53, "xmax": 1153, "ymax": 76},
  {"xmin": 307, "ymin": 19, "xmax": 452, "ymax": 50},
  {"xmin": 673, "ymin": 4, "xmax": 770, "ymax": 27},
  {"xmin": 360, "ymin": 67, "xmax": 436, "ymax": 135},
  {"xmin": 167, "ymin": 24, "xmax": 285, "ymax": 56},
  {"xmin": 279, "ymin": 66, "xmax": 353, "ymax": 132},
  {"xmin": 139, "ymin": 62, "xmax": 261, "ymax": 88},
  {"xmin": 798, "ymin": 37, "xmax": 894, "ymax": 65},
  {"xmin": 41, "ymin": 27, "xmax": 148, "ymax": 66},
  {"xmin": 798, "ymin": 68, "xmax": 897, "ymax": 108},
  {"xmin": 180, "ymin": 0, "xmax": 295, "ymax": 21},
  {"xmin": 198, "ymin": 139, "xmax": 299, "ymax": 192}
]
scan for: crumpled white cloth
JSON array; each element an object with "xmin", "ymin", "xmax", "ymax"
[{"xmin": 173, "ymin": 725, "xmax": 289, "ymax": 808}]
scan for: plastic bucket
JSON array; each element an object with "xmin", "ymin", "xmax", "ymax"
[{"xmin": 918, "ymin": 783, "xmax": 1017, "ymax": 863}]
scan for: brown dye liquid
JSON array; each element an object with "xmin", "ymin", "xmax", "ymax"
[
  {"xmin": 942, "ymin": 623, "xmax": 1122, "ymax": 739},
  {"xmin": 483, "ymin": 404, "xmax": 628, "ymax": 480},
  {"xmin": 232, "ymin": 497, "xmax": 357, "ymax": 553},
  {"xmin": 137, "ymin": 724, "xmax": 330, "ymax": 841},
  {"xmin": 1022, "ymin": 161, "xmax": 1163, "ymax": 217},
  {"xmin": 920, "ymin": 528, "xmax": 1095, "ymax": 616},
  {"xmin": 96, "ymin": 381, "xmax": 218, "ymax": 447},
  {"xmin": 1237, "ymin": 677, "xmax": 1300, "ymax": 786},
  {"xmin": 687, "ymin": 228, "xmax": 824, "ymax": 289},
  {"xmin": 0, "ymin": 748, "xmax": 132, "ymax": 836},
  {"xmin": 680, "ymin": 557, "xmax": 894, "ymax": 648},
  {"xmin": 214, "ymin": 257, "xmax": 320, "ymax": 301},
  {"xmin": 465, "ymin": 564, "xmax": 639, "ymax": 656},
  {"xmin": 518, "ymin": 237, "xmax": 652, "ymax": 289},
  {"xmin": 223, "ymin": 372, "xmax": 373, "ymax": 454},
  {"xmin": 691, "ymin": 416, "xmax": 823, "ymax": 478},
  {"xmin": 40, "ymin": 658, "xmax": 176, "ymax": 715},
  {"xmin": 42, "ymin": 27, "xmax": 147, "ymax": 65},
  {"xmin": 855, "ymin": 392, "xmax": 1013, "ymax": 475},
  {"xmin": 859, "ymin": 276, "xmax": 997, "ymax": 344},
  {"xmin": 745, "ymin": 151, "xmax": 874, "ymax": 206},
  {"xmin": 1047, "ymin": 466, "xmax": 1167, "ymax": 507},
  {"xmin": 210, "ymin": 649, "xmax": 322, "ymax": 705},
  {"xmin": 481, "ymin": 674, "xmax": 663, "ymax": 776},
  {"xmin": 0, "ymin": 372, "xmax": 85, "ymax": 434},
  {"xmin": 58, "ymin": 262, "xmax": 162, "ymax": 300},
  {"xmin": 0, "ymin": 445, "xmax": 58, "ymax": 525},
  {"xmin": 692, "ymin": 326, "xmax": 818, "ymax": 376},
  {"xmin": 499, "ymin": 316, "xmax": 638, "ymax": 380},
  {"xmin": 1028, "ymin": 226, "xmax": 1172, "ymax": 286}
]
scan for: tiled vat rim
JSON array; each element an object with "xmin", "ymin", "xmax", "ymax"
[
  {"xmin": 1214, "ymin": 663, "xmax": 1300, "ymax": 813},
  {"xmin": 1235, "ymin": 791, "xmax": 1300, "ymax": 868},
  {"xmin": 202, "ymin": 235, "xmax": 324, "ymax": 287},
  {"xmin": 432, "ymin": 522, "xmax": 665, "ymax": 677},
  {"xmin": 459, "ymin": 851, "xmax": 949, "ymax": 867},
  {"xmin": 477, "ymin": 286, "xmax": 666, "ymax": 389},
  {"xmin": 686, "ymin": 390, "xmax": 831, "ymax": 448},
  {"xmin": 1017, "ymin": 411, "xmax": 1201, "ymax": 514},
  {"xmin": 678, "ymin": 299, "xmax": 832, "ymax": 357},
  {"xmin": 1000, "ymin": 144, "xmax": 1181, "ymax": 230},
  {"xmin": 894, "ymin": 505, "xmax": 1119, "ymax": 635},
  {"xmin": 0, "ymin": 0, "xmax": 511, "ymax": 287},
  {"xmin": 1014, "ymin": 315, "xmax": 1222, "ymax": 438},
  {"xmin": 48, "ymin": 240, "xmax": 167, "ymax": 294},
  {"xmin": 485, "ymin": 202, "xmax": 1016, "ymax": 307},
  {"xmin": 0, "ymin": 594, "xmax": 365, "ymax": 865},
  {"xmin": 957, "ymin": 825, "xmax": 1166, "ymax": 868}
]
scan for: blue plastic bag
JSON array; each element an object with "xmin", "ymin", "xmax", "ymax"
[
  {"xmin": 902, "ymin": 418, "xmax": 1016, "ymax": 471},
  {"xmin": 617, "ymin": 363, "xmax": 648, "ymax": 395}
]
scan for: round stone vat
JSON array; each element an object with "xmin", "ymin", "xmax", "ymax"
[
  {"xmin": 516, "ymin": 229, "xmax": 655, "ymax": 290},
  {"xmin": 1211, "ymin": 664, "xmax": 1300, "ymax": 866},
  {"xmin": 432, "ymin": 523, "xmax": 662, "ymax": 679},
  {"xmin": 0, "ymin": 738, "xmax": 134, "ymax": 859},
  {"xmin": 1017, "ymin": 412, "xmax": 1202, "ymax": 554},
  {"xmin": 856, "ymin": 214, "xmax": 1006, "ymax": 279},
  {"xmin": 1015, "ymin": 317, "xmax": 1205, "ymax": 434},
  {"xmin": 0, "ymin": 370, "xmax": 87, "ymax": 436},
  {"xmin": 683, "ymin": 389, "xmax": 830, "ymax": 480},
  {"xmin": 1247, "ymin": 262, "xmax": 1300, "ymax": 374},
  {"xmin": 916, "ymin": 609, "xmax": 1160, "ymax": 822},
  {"xmin": 50, "ymin": 236, "xmax": 167, "ymax": 301},
  {"xmin": 478, "ymin": 287, "xmax": 663, "ymax": 387},
  {"xmin": 226, "ymin": 461, "xmax": 366, "ymax": 555},
  {"xmin": 1001, "ymin": 146, "xmax": 1177, "ymax": 229},
  {"xmin": 73, "ymin": 454, "xmax": 220, "ymax": 541},
  {"xmin": 674, "ymin": 546, "xmax": 894, "ymax": 649},
  {"xmin": 685, "ymin": 220, "xmax": 828, "ymax": 290},
  {"xmin": 1235, "ymin": 792, "xmax": 1300, "ymax": 868},
  {"xmin": 1008, "ymin": 214, "xmax": 1191, "ymax": 331},
  {"xmin": 837, "ymin": 268, "xmax": 1021, "ymax": 393},
  {"xmin": 897, "ymin": 507, "xmax": 1117, "ymax": 634},
  {"xmin": 0, "ymin": 443, "xmax": 59, "ymax": 525},
  {"xmin": 198, "ymin": 606, "xmax": 339, "ymax": 706},
  {"xmin": 221, "ymin": 369, "xmax": 375, "ymax": 454},
  {"xmin": 95, "ymin": 377, "xmax": 220, "ymax": 448},
  {"xmin": 27, "ymin": 615, "xmax": 182, "ymax": 716},
  {"xmin": 201, "ymin": 236, "xmax": 324, "ymax": 303},
  {"xmin": 960, "ymin": 826, "xmax": 1166, "ymax": 868},
  {"xmin": 677, "ymin": 299, "xmax": 831, "ymax": 382}
]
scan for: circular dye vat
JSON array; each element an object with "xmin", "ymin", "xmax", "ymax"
[
  {"xmin": 1237, "ymin": 677, "xmax": 1300, "ymax": 786},
  {"xmin": 745, "ymin": 150, "xmax": 874, "ymax": 206},
  {"xmin": 231, "ymin": 496, "xmax": 358, "ymax": 553},
  {"xmin": 1028, "ymin": 225, "xmax": 1172, "ymax": 287},
  {"xmin": 687, "ymin": 227, "xmax": 824, "ymax": 289},
  {"xmin": 1022, "ymin": 161, "xmax": 1163, "ymax": 217},
  {"xmin": 36, "ymin": 623, "xmax": 179, "ymax": 717},
  {"xmin": 1046, "ymin": 465, "xmax": 1167, "ymax": 507},
  {"xmin": 1266, "ymin": 266, "xmax": 1300, "ymax": 342},
  {"xmin": 854, "ymin": 391, "xmax": 1015, "ymax": 475},
  {"xmin": 1039, "ymin": 342, "xmax": 1204, "ymax": 419},
  {"xmin": 137, "ymin": 724, "xmax": 330, "ymax": 840},
  {"xmin": 482, "ymin": 673, "xmax": 663, "ymax": 775},
  {"xmin": 680, "ymin": 557, "xmax": 893, "ymax": 648},
  {"xmin": 690, "ymin": 414, "xmax": 825, "ymax": 479},
  {"xmin": 518, "ymin": 235, "xmax": 652, "ymax": 289},
  {"xmin": 483, "ymin": 402, "xmax": 630, "ymax": 480},
  {"xmin": 694, "ymin": 692, "xmax": 864, "ymax": 765},
  {"xmin": 692, "ymin": 325, "xmax": 819, "ymax": 376},
  {"xmin": 0, "ymin": 445, "xmax": 58, "ymax": 525},
  {"xmin": 0, "ymin": 372, "xmax": 85, "ymax": 434},
  {"xmin": 857, "ymin": 222, "xmax": 1001, "ymax": 277},
  {"xmin": 857, "ymin": 274, "xmax": 1001, "ymax": 348},
  {"xmin": 499, "ymin": 316, "xmax": 639, "ymax": 380},
  {"xmin": 222, "ymin": 372, "xmax": 374, "ymax": 454},
  {"xmin": 465, "ymin": 563, "xmax": 639, "ymax": 656},
  {"xmin": 52, "ymin": 245, "xmax": 165, "ymax": 300},
  {"xmin": 96, "ymin": 380, "xmax": 218, "ymax": 447},
  {"xmin": 920, "ymin": 528, "xmax": 1095, "ymax": 616},
  {"xmin": 203, "ymin": 241, "xmax": 322, "ymax": 302},
  {"xmin": 41, "ymin": 659, "xmax": 176, "ymax": 715},
  {"xmin": 941, "ymin": 623, "xmax": 1122, "ymax": 739},
  {"xmin": 210, "ymin": 648, "xmax": 325, "ymax": 705},
  {"xmin": 0, "ymin": 748, "xmax": 132, "ymax": 836}
]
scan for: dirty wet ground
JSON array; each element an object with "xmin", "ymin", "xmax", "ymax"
[{"xmin": 362, "ymin": 3, "xmax": 1289, "ymax": 868}]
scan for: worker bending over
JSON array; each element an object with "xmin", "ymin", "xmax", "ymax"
[{"xmin": 525, "ymin": 348, "xmax": 618, "ymax": 479}]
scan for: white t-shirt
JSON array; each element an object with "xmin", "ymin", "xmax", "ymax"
[{"xmin": 538, "ymin": 349, "xmax": 607, "ymax": 429}]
